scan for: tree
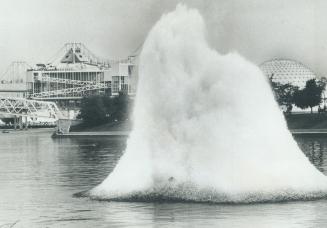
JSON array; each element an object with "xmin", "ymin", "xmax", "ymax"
[
  {"xmin": 78, "ymin": 92, "xmax": 133, "ymax": 126},
  {"xmin": 110, "ymin": 92, "xmax": 131, "ymax": 121},
  {"xmin": 269, "ymin": 75, "xmax": 298, "ymax": 113},
  {"xmin": 79, "ymin": 96, "xmax": 107, "ymax": 126},
  {"xmin": 293, "ymin": 79, "xmax": 326, "ymax": 113}
]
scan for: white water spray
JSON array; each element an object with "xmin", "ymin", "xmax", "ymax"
[{"xmin": 90, "ymin": 5, "xmax": 327, "ymax": 203}]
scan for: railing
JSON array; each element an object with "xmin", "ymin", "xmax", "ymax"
[
  {"xmin": 30, "ymin": 82, "xmax": 110, "ymax": 99},
  {"xmin": 40, "ymin": 75, "xmax": 98, "ymax": 86}
]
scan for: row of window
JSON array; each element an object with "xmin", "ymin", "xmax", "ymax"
[{"xmin": 34, "ymin": 72, "xmax": 104, "ymax": 82}]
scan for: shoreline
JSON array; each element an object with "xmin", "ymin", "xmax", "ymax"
[
  {"xmin": 53, "ymin": 128, "xmax": 327, "ymax": 138},
  {"xmin": 290, "ymin": 129, "xmax": 327, "ymax": 135},
  {"xmin": 5, "ymin": 116, "xmax": 327, "ymax": 137},
  {"xmin": 52, "ymin": 131, "xmax": 129, "ymax": 138}
]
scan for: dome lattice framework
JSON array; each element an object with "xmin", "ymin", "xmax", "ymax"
[{"xmin": 260, "ymin": 59, "xmax": 317, "ymax": 89}]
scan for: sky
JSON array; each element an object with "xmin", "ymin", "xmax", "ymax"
[{"xmin": 0, "ymin": 0, "xmax": 326, "ymax": 76}]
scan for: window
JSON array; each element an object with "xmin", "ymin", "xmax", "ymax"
[{"xmin": 112, "ymin": 76, "xmax": 120, "ymax": 94}]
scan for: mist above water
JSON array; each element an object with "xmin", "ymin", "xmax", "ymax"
[{"xmin": 90, "ymin": 5, "xmax": 327, "ymax": 203}]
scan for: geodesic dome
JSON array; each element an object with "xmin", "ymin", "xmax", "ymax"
[{"xmin": 260, "ymin": 59, "xmax": 317, "ymax": 89}]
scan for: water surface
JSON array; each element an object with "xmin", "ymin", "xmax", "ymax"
[{"xmin": 1, "ymin": 130, "xmax": 327, "ymax": 227}]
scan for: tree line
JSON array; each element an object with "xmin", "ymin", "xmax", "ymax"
[
  {"xmin": 269, "ymin": 75, "xmax": 326, "ymax": 114},
  {"xmin": 66, "ymin": 75, "xmax": 327, "ymax": 126}
]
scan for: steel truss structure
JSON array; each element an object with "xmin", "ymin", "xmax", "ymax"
[
  {"xmin": 0, "ymin": 97, "xmax": 64, "ymax": 119},
  {"xmin": 260, "ymin": 59, "xmax": 316, "ymax": 89},
  {"xmin": 40, "ymin": 75, "xmax": 99, "ymax": 86},
  {"xmin": 30, "ymin": 76, "xmax": 110, "ymax": 99}
]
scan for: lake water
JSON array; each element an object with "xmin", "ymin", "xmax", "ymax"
[{"xmin": 1, "ymin": 129, "xmax": 327, "ymax": 227}]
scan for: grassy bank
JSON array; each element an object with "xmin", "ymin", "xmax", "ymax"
[
  {"xmin": 70, "ymin": 113, "xmax": 327, "ymax": 132},
  {"xmin": 285, "ymin": 113, "xmax": 327, "ymax": 129}
]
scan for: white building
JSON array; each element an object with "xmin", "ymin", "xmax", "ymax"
[{"xmin": 0, "ymin": 43, "xmax": 138, "ymax": 105}]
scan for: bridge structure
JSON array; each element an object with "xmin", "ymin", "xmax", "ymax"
[
  {"xmin": 0, "ymin": 61, "xmax": 32, "ymax": 84},
  {"xmin": 0, "ymin": 97, "xmax": 70, "ymax": 132},
  {"xmin": 0, "ymin": 96, "xmax": 63, "ymax": 119}
]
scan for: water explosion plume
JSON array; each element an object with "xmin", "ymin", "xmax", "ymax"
[{"xmin": 90, "ymin": 5, "xmax": 327, "ymax": 203}]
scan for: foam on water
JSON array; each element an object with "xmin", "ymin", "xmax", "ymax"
[{"xmin": 90, "ymin": 4, "xmax": 327, "ymax": 203}]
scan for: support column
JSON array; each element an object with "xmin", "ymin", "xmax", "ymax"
[
  {"xmin": 56, "ymin": 119, "xmax": 71, "ymax": 134},
  {"xmin": 19, "ymin": 116, "xmax": 23, "ymax": 130},
  {"xmin": 14, "ymin": 116, "xmax": 17, "ymax": 130},
  {"xmin": 24, "ymin": 116, "xmax": 28, "ymax": 130}
]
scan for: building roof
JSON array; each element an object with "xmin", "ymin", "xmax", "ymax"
[
  {"xmin": 260, "ymin": 59, "xmax": 317, "ymax": 89},
  {"xmin": 61, "ymin": 48, "xmax": 88, "ymax": 64}
]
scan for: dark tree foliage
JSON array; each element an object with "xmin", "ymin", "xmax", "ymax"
[
  {"xmin": 293, "ymin": 79, "xmax": 326, "ymax": 113},
  {"xmin": 111, "ymin": 92, "xmax": 130, "ymax": 121},
  {"xmin": 269, "ymin": 75, "xmax": 298, "ymax": 113},
  {"xmin": 79, "ymin": 96, "xmax": 107, "ymax": 126},
  {"xmin": 78, "ymin": 92, "xmax": 132, "ymax": 126}
]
